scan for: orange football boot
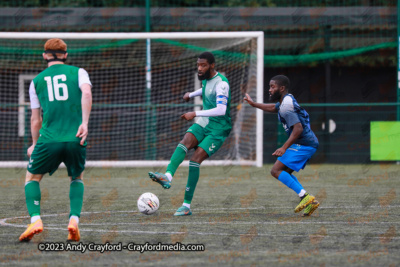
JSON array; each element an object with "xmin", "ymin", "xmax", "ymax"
[
  {"xmin": 19, "ymin": 219, "xmax": 43, "ymax": 242},
  {"xmin": 67, "ymin": 218, "xmax": 80, "ymax": 242}
]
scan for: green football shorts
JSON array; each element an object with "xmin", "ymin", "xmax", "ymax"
[
  {"xmin": 27, "ymin": 142, "xmax": 86, "ymax": 178},
  {"xmin": 186, "ymin": 123, "xmax": 228, "ymax": 157}
]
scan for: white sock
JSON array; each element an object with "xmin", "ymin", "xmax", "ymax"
[
  {"xmin": 70, "ymin": 215, "xmax": 79, "ymax": 224},
  {"xmin": 31, "ymin": 215, "xmax": 41, "ymax": 224},
  {"xmin": 298, "ymin": 189, "xmax": 306, "ymax": 198},
  {"xmin": 165, "ymin": 172, "xmax": 173, "ymax": 182},
  {"xmin": 183, "ymin": 203, "xmax": 190, "ymax": 209}
]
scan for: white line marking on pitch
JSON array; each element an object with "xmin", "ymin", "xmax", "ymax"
[
  {"xmin": 1, "ymin": 223, "xmax": 400, "ymax": 240},
  {"xmin": 2, "ymin": 206, "xmax": 400, "ymax": 239},
  {"xmin": 191, "ymin": 204, "xmax": 400, "ymax": 209},
  {"xmin": 0, "ymin": 207, "xmax": 264, "ymax": 226},
  {"xmin": 2, "ymin": 212, "xmax": 400, "ymax": 240},
  {"xmin": 55, "ymin": 221, "xmax": 400, "ymax": 226}
]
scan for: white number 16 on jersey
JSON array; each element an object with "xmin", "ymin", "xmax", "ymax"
[{"xmin": 44, "ymin": 75, "xmax": 68, "ymax": 101}]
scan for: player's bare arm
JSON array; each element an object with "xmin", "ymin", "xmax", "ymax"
[
  {"xmin": 244, "ymin": 93, "xmax": 277, "ymax": 113},
  {"xmin": 76, "ymin": 83, "xmax": 92, "ymax": 145},
  {"xmin": 272, "ymin": 122, "xmax": 303, "ymax": 156},
  {"xmin": 28, "ymin": 108, "xmax": 42, "ymax": 157}
]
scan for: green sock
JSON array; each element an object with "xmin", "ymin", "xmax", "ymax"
[
  {"xmin": 184, "ymin": 161, "xmax": 200, "ymax": 204},
  {"xmin": 166, "ymin": 143, "xmax": 188, "ymax": 176},
  {"xmin": 25, "ymin": 181, "xmax": 41, "ymax": 217},
  {"xmin": 69, "ymin": 179, "xmax": 84, "ymax": 218}
]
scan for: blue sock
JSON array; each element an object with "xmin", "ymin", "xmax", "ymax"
[
  {"xmin": 291, "ymin": 174, "xmax": 306, "ymax": 197},
  {"xmin": 290, "ymin": 174, "xmax": 303, "ymax": 187},
  {"xmin": 278, "ymin": 171, "xmax": 303, "ymax": 194}
]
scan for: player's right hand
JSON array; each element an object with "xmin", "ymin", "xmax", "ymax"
[
  {"xmin": 76, "ymin": 123, "xmax": 88, "ymax": 146},
  {"xmin": 243, "ymin": 93, "xmax": 253, "ymax": 105},
  {"xmin": 27, "ymin": 144, "xmax": 35, "ymax": 158},
  {"xmin": 183, "ymin": 92, "xmax": 190, "ymax": 102},
  {"xmin": 272, "ymin": 147, "xmax": 286, "ymax": 157}
]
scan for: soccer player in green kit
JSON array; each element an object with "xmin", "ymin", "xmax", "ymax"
[
  {"xmin": 149, "ymin": 52, "xmax": 231, "ymax": 216},
  {"xmin": 19, "ymin": 39, "xmax": 92, "ymax": 242}
]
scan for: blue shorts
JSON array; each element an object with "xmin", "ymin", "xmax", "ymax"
[{"xmin": 278, "ymin": 144, "xmax": 317, "ymax": 172}]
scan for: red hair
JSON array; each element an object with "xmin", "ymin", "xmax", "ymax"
[{"xmin": 44, "ymin": 38, "xmax": 67, "ymax": 58}]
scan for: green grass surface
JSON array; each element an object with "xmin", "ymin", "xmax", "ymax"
[{"xmin": 0, "ymin": 164, "xmax": 399, "ymax": 266}]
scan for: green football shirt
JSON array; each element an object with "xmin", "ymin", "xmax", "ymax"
[
  {"xmin": 196, "ymin": 72, "xmax": 232, "ymax": 136},
  {"xmin": 30, "ymin": 64, "xmax": 92, "ymax": 143}
]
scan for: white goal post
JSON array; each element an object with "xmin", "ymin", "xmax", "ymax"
[{"xmin": 0, "ymin": 32, "xmax": 264, "ymax": 168}]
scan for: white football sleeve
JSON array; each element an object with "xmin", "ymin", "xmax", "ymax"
[
  {"xmin": 195, "ymin": 81, "xmax": 229, "ymax": 117},
  {"xmin": 215, "ymin": 81, "xmax": 229, "ymax": 99},
  {"xmin": 78, "ymin": 68, "xmax": 92, "ymax": 89},
  {"xmin": 29, "ymin": 81, "xmax": 40, "ymax": 109},
  {"xmin": 189, "ymin": 88, "xmax": 202, "ymax": 98},
  {"xmin": 195, "ymin": 104, "xmax": 226, "ymax": 117}
]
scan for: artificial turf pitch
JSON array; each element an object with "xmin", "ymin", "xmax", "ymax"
[{"xmin": 0, "ymin": 164, "xmax": 399, "ymax": 266}]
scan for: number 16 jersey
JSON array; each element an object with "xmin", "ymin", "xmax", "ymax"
[{"xmin": 29, "ymin": 64, "xmax": 92, "ymax": 143}]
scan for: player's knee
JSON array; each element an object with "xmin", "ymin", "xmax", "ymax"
[
  {"xmin": 70, "ymin": 178, "xmax": 83, "ymax": 183},
  {"xmin": 180, "ymin": 139, "xmax": 190, "ymax": 149},
  {"xmin": 190, "ymin": 155, "xmax": 202, "ymax": 164},
  {"xmin": 181, "ymin": 133, "xmax": 198, "ymax": 150},
  {"xmin": 70, "ymin": 173, "xmax": 84, "ymax": 182},
  {"xmin": 26, "ymin": 177, "xmax": 41, "ymax": 183},
  {"xmin": 25, "ymin": 171, "xmax": 42, "ymax": 183},
  {"xmin": 270, "ymin": 168, "xmax": 279, "ymax": 179},
  {"xmin": 180, "ymin": 139, "xmax": 194, "ymax": 150},
  {"xmin": 191, "ymin": 152, "xmax": 208, "ymax": 164}
]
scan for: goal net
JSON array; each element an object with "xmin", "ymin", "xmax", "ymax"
[{"xmin": 0, "ymin": 32, "xmax": 263, "ymax": 167}]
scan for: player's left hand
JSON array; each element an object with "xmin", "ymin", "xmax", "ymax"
[
  {"xmin": 183, "ymin": 92, "xmax": 191, "ymax": 102},
  {"xmin": 181, "ymin": 112, "xmax": 196, "ymax": 121},
  {"xmin": 272, "ymin": 147, "xmax": 286, "ymax": 157},
  {"xmin": 27, "ymin": 144, "xmax": 35, "ymax": 158},
  {"xmin": 76, "ymin": 123, "xmax": 88, "ymax": 145}
]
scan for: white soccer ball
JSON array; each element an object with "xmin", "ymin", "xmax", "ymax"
[{"xmin": 137, "ymin": 192, "xmax": 159, "ymax": 215}]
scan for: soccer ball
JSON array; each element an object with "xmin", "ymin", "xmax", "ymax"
[{"xmin": 137, "ymin": 192, "xmax": 159, "ymax": 215}]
